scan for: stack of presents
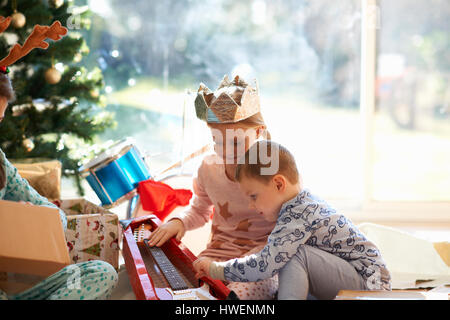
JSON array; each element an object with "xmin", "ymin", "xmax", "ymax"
[
  {"xmin": 4, "ymin": 154, "xmax": 187, "ymax": 272},
  {"xmin": 2, "ymin": 159, "xmax": 121, "ymax": 280},
  {"xmin": 0, "ymin": 161, "xmax": 120, "ymax": 294},
  {"xmin": 0, "ymin": 144, "xmax": 195, "ymax": 298}
]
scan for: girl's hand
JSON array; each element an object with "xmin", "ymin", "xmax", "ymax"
[
  {"xmin": 193, "ymin": 257, "xmax": 213, "ymax": 279},
  {"xmin": 147, "ymin": 218, "xmax": 185, "ymax": 247}
]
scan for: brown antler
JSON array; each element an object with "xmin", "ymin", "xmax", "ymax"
[
  {"xmin": 0, "ymin": 20, "xmax": 68, "ymax": 67},
  {"xmin": 0, "ymin": 16, "xmax": 12, "ymax": 34}
]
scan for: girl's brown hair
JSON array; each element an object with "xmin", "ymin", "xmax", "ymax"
[
  {"xmin": 0, "ymin": 155, "xmax": 5, "ymax": 190},
  {"xmin": 0, "ymin": 74, "xmax": 15, "ymax": 190},
  {"xmin": 0, "ymin": 74, "xmax": 15, "ymax": 102}
]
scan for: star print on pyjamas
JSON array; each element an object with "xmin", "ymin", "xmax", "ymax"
[
  {"xmin": 210, "ymin": 239, "xmax": 226, "ymax": 249},
  {"xmin": 232, "ymin": 238, "xmax": 257, "ymax": 256},
  {"xmin": 217, "ymin": 201, "xmax": 233, "ymax": 220},
  {"xmin": 235, "ymin": 219, "xmax": 252, "ymax": 232}
]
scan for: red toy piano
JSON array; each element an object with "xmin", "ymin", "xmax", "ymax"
[{"xmin": 121, "ymin": 214, "xmax": 237, "ymax": 300}]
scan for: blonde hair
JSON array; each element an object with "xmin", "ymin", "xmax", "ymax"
[{"xmin": 207, "ymin": 112, "xmax": 271, "ymax": 140}]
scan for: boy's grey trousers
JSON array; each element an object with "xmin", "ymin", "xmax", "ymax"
[{"xmin": 278, "ymin": 245, "xmax": 368, "ymax": 300}]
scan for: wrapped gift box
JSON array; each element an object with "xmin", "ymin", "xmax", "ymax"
[
  {"xmin": 55, "ymin": 199, "xmax": 120, "ymax": 270},
  {"xmin": 13, "ymin": 159, "xmax": 62, "ymax": 201}
]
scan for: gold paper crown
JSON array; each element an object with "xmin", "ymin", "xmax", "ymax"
[{"xmin": 194, "ymin": 75, "xmax": 260, "ymax": 123}]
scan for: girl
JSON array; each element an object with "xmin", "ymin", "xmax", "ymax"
[
  {"xmin": 0, "ymin": 68, "xmax": 118, "ymax": 300},
  {"xmin": 147, "ymin": 75, "xmax": 278, "ymax": 299}
]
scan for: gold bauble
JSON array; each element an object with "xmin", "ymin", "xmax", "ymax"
[
  {"xmin": 22, "ymin": 138, "xmax": 35, "ymax": 152},
  {"xmin": 73, "ymin": 52, "xmax": 83, "ymax": 63},
  {"xmin": 90, "ymin": 89, "xmax": 100, "ymax": 98},
  {"xmin": 11, "ymin": 11, "xmax": 26, "ymax": 29},
  {"xmin": 45, "ymin": 67, "xmax": 62, "ymax": 84}
]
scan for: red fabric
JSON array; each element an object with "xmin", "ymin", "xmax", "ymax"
[{"xmin": 137, "ymin": 179, "xmax": 193, "ymax": 221}]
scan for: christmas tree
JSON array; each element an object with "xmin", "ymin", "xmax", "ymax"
[{"xmin": 0, "ymin": 0, "xmax": 114, "ymax": 195}]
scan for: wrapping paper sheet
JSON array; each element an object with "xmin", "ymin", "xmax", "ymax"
[
  {"xmin": 57, "ymin": 199, "xmax": 120, "ymax": 270},
  {"xmin": 357, "ymin": 223, "xmax": 450, "ymax": 289}
]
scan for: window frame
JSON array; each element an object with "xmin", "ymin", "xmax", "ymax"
[{"xmin": 358, "ymin": 0, "xmax": 450, "ymax": 223}]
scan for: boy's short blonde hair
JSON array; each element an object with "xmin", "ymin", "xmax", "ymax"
[{"xmin": 235, "ymin": 140, "xmax": 299, "ymax": 185}]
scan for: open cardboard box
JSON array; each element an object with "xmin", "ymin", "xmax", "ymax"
[{"xmin": 0, "ymin": 200, "xmax": 70, "ymax": 295}]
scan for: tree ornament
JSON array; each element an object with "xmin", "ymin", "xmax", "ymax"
[
  {"xmin": 90, "ymin": 89, "xmax": 100, "ymax": 98},
  {"xmin": 45, "ymin": 66, "xmax": 62, "ymax": 84},
  {"xmin": 49, "ymin": 0, "xmax": 64, "ymax": 9},
  {"xmin": 22, "ymin": 137, "xmax": 34, "ymax": 152},
  {"xmin": 11, "ymin": 10, "xmax": 26, "ymax": 29},
  {"xmin": 73, "ymin": 52, "xmax": 82, "ymax": 63}
]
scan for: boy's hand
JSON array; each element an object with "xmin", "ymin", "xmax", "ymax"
[
  {"xmin": 193, "ymin": 257, "xmax": 214, "ymax": 279},
  {"xmin": 147, "ymin": 218, "xmax": 185, "ymax": 247}
]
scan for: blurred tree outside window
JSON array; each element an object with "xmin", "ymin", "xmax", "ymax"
[
  {"xmin": 68, "ymin": 0, "xmax": 449, "ymax": 215},
  {"xmin": 374, "ymin": 0, "xmax": 450, "ymax": 201}
]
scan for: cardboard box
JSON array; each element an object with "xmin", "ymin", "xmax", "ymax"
[
  {"xmin": 0, "ymin": 200, "xmax": 70, "ymax": 276},
  {"xmin": 0, "ymin": 200, "xmax": 70, "ymax": 295},
  {"xmin": 13, "ymin": 159, "xmax": 62, "ymax": 201},
  {"xmin": 56, "ymin": 199, "xmax": 120, "ymax": 270}
]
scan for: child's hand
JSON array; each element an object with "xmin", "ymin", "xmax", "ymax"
[
  {"xmin": 147, "ymin": 218, "xmax": 185, "ymax": 247},
  {"xmin": 193, "ymin": 257, "xmax": 214, "ymax": 279}
]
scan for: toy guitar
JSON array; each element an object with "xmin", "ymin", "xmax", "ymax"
[
  {"xmin": 134, "ymin": 224, "xmax": 216, "ymax": 300},
  {"xmin": 121, "ymin": 214, "xmax": 236, "ymax": 300}
]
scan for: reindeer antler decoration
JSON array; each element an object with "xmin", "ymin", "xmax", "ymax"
[
  {"xmin": 0, "ymin": 16, "xmax": 12, "ymax": 34},
  {"xmin": 0, "ymin": 17, "xmax": 68, "ymax": 70}
]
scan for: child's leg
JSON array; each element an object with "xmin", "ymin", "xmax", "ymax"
[
  {"xmin": 9, "ymin": 261, "xmax": 118, "ymax": 300},
  {"xmin": 227, "ymin": 275, "xmax": 278, "ymax": 300},
  {"xmin": 278, "ymin": 245, "xmax": 367, "ymax": 300}
]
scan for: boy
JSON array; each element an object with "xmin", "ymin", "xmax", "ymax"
[{"xmin": 193, "ymin": 140, "xmax": 391, "ymax": 299}]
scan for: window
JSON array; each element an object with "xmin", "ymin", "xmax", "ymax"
[
  {"xmin": 69, "ymin": 0, "xmax": 449, "ymax": 223},
  {"xmin": 80, "ymin": 0, "xmax": 363, "ymax": 203},
  {"xmin": 361, "ymin": 0, "xmax": 450, "ymax": 221},
  {"xmin": 374, "ymin": 0, "xmax": 450, "ymax": 202}
]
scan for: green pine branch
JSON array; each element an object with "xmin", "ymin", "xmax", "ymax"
[{"xmin": 0, "ymin": 1, "xmax": 115, "ymax": 197}]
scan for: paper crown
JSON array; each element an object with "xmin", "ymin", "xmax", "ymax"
[{"xmin": 194, "ymin": 75, "xmax": 260, "ymax": 123}]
